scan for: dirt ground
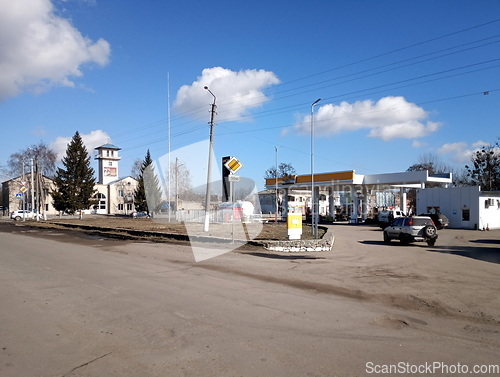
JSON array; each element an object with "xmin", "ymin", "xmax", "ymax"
[
  {"xmin": 6, "ymin": 214, "xmax": 325, "ymax": 241},
  {"xmin": 1, "ymin": 217, "xmax": 499, "ymax": 376}
]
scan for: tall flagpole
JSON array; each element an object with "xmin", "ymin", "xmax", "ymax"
[{"xmin": 167, "ymin": 73, "xmax": 172, "ymax": 222}]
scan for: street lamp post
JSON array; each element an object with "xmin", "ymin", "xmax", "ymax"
[
  {"xmin": 204, "ymin": 86, "xmax": 217, "ymax": 232},
  {"xmin": 311, "ymin": 98, "xmax": 321, "ymax": 239}
]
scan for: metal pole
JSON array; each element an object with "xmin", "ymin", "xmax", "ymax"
[
  {"xmin": 22, "ymin": 160, "xmax": 26, "ymax": 221},
  {"xmin": 167, "ymin": 72, "xmax": 172, "ymax": 222},
  {"xmin": 231, "ymin": 180, "xmax": 234, "ymax": 244},
  {"xmin": 275, "ymin": 146, "xmax": 278, "ymax": 223},
  {"xmin": 30, "ymin": 158, "xmax": 34, "ymax": 215},
  {"xmin": 204, "ymin": 86, "xmax": 217, "ymax": 232},
  {"xmin": 311, "ymin": 98, "xmax": 321, "ymax": 238}
]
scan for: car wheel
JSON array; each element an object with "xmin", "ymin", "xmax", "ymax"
[
  {"xmin": 383, "ymin": 232, "xmax": 391, "ymax": 243},
  {"xmin": 427, "ymin": 238, "xmax": 436, "ymax": 247},
  {"xmin": 424, "ymin": 225, "xmax": 436, "ymax": 238},
  {"xmin": 14, "ymin": 216, "xmax": 21, "ymax": 221}
]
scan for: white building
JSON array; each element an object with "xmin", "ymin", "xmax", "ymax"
[
  {"xmin": 2, "ymin": 143, "xmax": 138, "ymax": 216},
  {"xmin": 417, "ymin": 186, "xmax": 500, "ymax": 230},
  {"xmin": 93, "ymin": 143, "xmax": 138, "ymax": 215},
  {"xmin": 1, "ymin": 174, "xmax": 58, "ymax": 216}
]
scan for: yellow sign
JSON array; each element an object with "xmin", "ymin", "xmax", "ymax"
[
  {"xmin": 224, "ymin": 156, "xmax": 243, "ymax": 173},
  {"xmin": 287, "ymin": 213, "xmax": 302, "ymax": 240},
  {"xmin": 287, "ymin": 214, "xmax": 302, "ymax": 229},
  {"xmin": 20, "ymin": 186, "xmax": 27, "ymax": 193}
]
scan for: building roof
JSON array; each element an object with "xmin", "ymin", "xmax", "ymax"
[
  {"xmin": 95, "ymin": 143, "xmax": 121, "ymax": 150},
  {"xmin": 265, "ymin": 170, "xmax": 453, "ymax": 190}
]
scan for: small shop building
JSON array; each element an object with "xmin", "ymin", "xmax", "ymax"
[{"xmin": 416, "ymin": 186, "xmax": 500, "ymax": 230}]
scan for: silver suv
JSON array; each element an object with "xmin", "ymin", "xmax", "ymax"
[{"xmin": 383, "ymin": 216, "xmax": 438, "ymax": 246}]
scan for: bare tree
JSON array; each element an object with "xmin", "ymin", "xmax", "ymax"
[
  {"xmin": 233, "ymin": 177, "xmax": 257, "ymax": 201},
  {"xmin": 131, "ymin": 159, "xmax": 142, "ymax": 179},
  {"xmin": 406, "ymin": 153, "xmax": 456, "ymax": 212},
  {"xmin": 264, "ymin": 162, "xmax": 296, "ymax": 179},
  {"xmin": 162, "ymin": 159, "xmax": 199, "ymax": 209},
  {"xmin": 8, "ymin": 142, "xmax": 57, "ymax": 178},
  {"xmin": 465, "ymin": 141, "xmax": 500, "ymax": 191}
]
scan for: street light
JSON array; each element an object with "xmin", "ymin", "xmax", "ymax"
[
  {"xmin": 311, "ymin": 98, "xmax": 321, "ymax": 239},
  {"xmin": 204, "ymin": 86, "xmax": 217, "ymax": 232}
]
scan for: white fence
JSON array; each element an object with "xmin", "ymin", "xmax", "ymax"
[{"xmin": 166, "ymin": 209, "xmax": 265, "ymax": 223}]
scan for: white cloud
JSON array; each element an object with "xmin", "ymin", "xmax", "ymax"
[
  {"xmin": 438, "ymin": 141, "xmax": 499, "ymax": 164},
  {"xmin": 173, "ymin": 67, "xmax": 280, "ymax": 122},
  {"xmin": 294, "ymin": 96, "xmax": 440, "ymax": 141},
  {"xmin": 472, "ymin": 140, "xmax": 489, "ymax": 148},
  {"xmin": 50, "ymin": 129, "xmax": 110, "ymax": 161},
  {"xmin": 0, "ymin": 0, "xmax": 110, "ymax": 102}
]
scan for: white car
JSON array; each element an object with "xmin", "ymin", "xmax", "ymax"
[
  {"xmin": 378, "ymin": 209, "xmax": 405, "ymax": 228},
  {"xmin": 10, "ymin": 210, "xmax": 42, "ymax": 221}
]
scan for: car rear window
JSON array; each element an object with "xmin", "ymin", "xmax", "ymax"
[{"xmin": 413, "ymin": 218, "xmax": 434, "ymax": 226}]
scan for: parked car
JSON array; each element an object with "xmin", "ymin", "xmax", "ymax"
[
  {"xmin": 419, "ymin": 213, "xmax": 449, "ymax": 229},
  {"xmin": 10, "ymin": 210, "xmax": 42, "ymax": 221},
  {"xmin": 131, "ymin": 211, "xmax": 150, "ymax": 219},
  {"xmin": 378, "ymin": 209, "xmax": 405, "ymax": 228},
  {"xmin": 383, "ymin": 216, "xmax": 438, "ymax": 246}
]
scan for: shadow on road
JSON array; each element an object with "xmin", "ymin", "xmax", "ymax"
[
  {"xmin": 360, "ymin": 239, "xmax": 500, "ymax": 264},
  {"xmin": 470, "ymin": 239, "xmax": 500, "ymax": 245},
  {"xmin": 427, "ymin": 243, "xmax": 500, "ymax": 264},
  {"xmin": 359, "ymin": 240, "xmax": 421, "ymax": 247}
]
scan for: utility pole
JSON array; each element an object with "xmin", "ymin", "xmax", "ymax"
[
  {"xmin": 22, "ymin": 160, "xmax": 26, "ymax": 221},
  {"xmin": 204, "ymin": 86, "xmax": 217, "ymax": 232},
  {"xmin": 167, "ymin": 72, "xmax": 172, "ymax": 222},
  {"xmin": 30, "ymin": 158, "xmax": 34, "ymax": 215},
  {"xmin": 275, "ymin": 146, "xmax": 279, "ymax": 223},
  {"xmin": 35, "ymin": 158, "xmax": 41, "ymax": 221}
]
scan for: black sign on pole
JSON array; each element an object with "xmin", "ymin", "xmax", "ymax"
[{"xmin": 222, "ymin": 156, "xmax": 231, "ymax": 202}]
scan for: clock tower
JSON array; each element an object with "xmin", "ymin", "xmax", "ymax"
[{"xmin": 95, "ymin": 143, "xmax": 121, "ymax": 185}]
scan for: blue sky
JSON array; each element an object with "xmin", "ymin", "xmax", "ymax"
[{"xmin": 1, "ymin": 0, "xmax": 499, "ymax": 191}]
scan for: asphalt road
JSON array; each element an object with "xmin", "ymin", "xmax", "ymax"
[{"xmin": 1, "ymin": 223, "xmax": 499, "ymax": 377}]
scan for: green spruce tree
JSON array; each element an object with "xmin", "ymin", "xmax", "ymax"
[
  {"xmin": 134, "ymin": 150, "xmax": 161, "ymax": 213},
  {"xmin": 52, "ymin": 131, "xmax": 97, "ymax": 215}
]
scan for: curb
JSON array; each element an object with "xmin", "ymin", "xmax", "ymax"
[
  {"xmin": 261, "ymin": 225, "xmax": 335, "ymax": 252},
  {"xmin": 13, "ymin": 220, "xmax": 334, "ymax": 251}
]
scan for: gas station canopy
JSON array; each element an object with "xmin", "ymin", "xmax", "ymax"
[{"xmin": 265, "ymin": 170, "xmax": 452, "ymax": 190}]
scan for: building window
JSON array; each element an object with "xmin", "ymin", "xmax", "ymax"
[
  {"xmin": 93, "ymin": 193, "xmax": 107, "ymax": 210},
  {"xmin": 108, "ymin": 161, "xmax": 113, "ymax": 166},
  {"xmin": 106, "ymin": 150, "xmax": 110, "ymax": 157},
  {"xmin": 462, "ymin": 209, "xmax": 470, "ymax": 221},
  {"xmin": 118, "ymin": 190, "xmax": 124, "ymax": 197},
  {"xmin": 127, "ymin": 203, "xmax": 133, "ymax": 211},
  {"xmin": 118, "ymin": 204, "xmax": 124, "ymax": 211}
]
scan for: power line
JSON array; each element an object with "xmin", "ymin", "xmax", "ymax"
[
  {"xmin": 109, "ymin": 20, "xmax": 500, "ymax": 146},
  {"xmin": 110, "ymin": 20, "xmax": 500, "ymax": 164}
]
